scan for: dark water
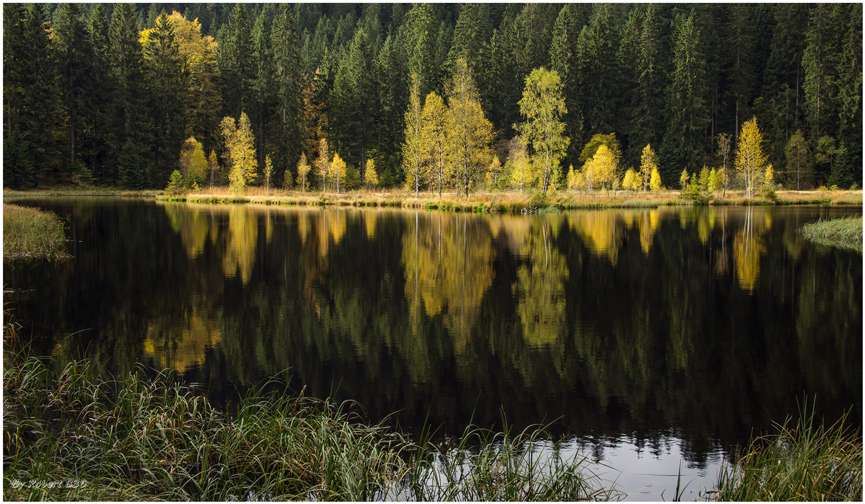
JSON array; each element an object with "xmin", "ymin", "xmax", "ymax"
[{"xmin": 4, "ymin": 199, "xmax": 861, "ymax": 498}]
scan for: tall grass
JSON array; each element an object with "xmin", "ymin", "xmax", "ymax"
[
  {"xmin": 4, "ymin": 346, "xmax": 613, "ymax": 501},
  {"xmin": 715, "ymin": 402, "xmax": 862, "ymax": 501},
  {"xmin": 2, "ymin": 204, "xmax": 70, "ymax": 261},
  {"xmin": 800, "ymin": 216, "xmax": 863, "ymax": 252}
]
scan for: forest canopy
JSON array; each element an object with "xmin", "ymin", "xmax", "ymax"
[{"xmin": 3, "ymin": 3, "xmax": 862, "ymax": 191}]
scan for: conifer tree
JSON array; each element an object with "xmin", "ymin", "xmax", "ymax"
[
  {"xmin": 220, "ymin": 4, "xmax": 254, "ymax": 119},
  {"xmin": 784, "ymin": 129, "xmax": 811, "ymax": 189},
  {"xmin": 271, "ymin": 5, "xmax": 305, "ymax": 185},
  {"xmin": 661, "ymin": 10, "xmax": 710, "ymax": 184},
  {"xmin": 53, "ymin": 3, "xmax": 93, "ymax": 172}
]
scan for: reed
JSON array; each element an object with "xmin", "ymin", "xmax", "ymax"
[
  {"xmin": 2, "ymin": 204, "xmax": 70, "ymax": 261},
  {"xmin": 800, "ymin": 216, "xmax": 863, "ymax": 252},
  {"xmin": 3, "ymin": 346, "xmax": 614, "ymax": 502},
  {"xmin": 715, "ymin": 402, "xmax": 862, "ymax": 501}
]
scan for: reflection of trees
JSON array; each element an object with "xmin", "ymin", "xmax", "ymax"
[
  {"xmin": 567, "ymin": 212, "xmax": 625, "ymax": 264},
  {"xmin": 401, "ymin": 212, "xmax": 495, "ymax": 355},
  {"xmin": 10, "ymin": 201, "xmax": 860, "ymax": 467},
  {"xmin": 143, "ymin": 308, "xmax": 221, "ymax": 372},
  {"xmin": 514, "ymin": 218, "xmax": 568, "ymax": 347},
  {"xmin": 733, "ymin": 207, "xmax": 770, "ymax": 292},
  {"xmin": 164, "ymin": 203, "xmax": 212, "ymax": 258},
  {"xmin": 223, "ymin": 206, "xmax": 259, "ymax": 284}
]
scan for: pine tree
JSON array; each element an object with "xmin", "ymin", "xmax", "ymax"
[
  {"xmin": 631, "ymin": 5, "xmax": 664, "ymax": 165},
  {"xmin": 53, "ymin": 3, "xmax": 93, "ymax": 173},
  {"xmin": 784, "ymin": 129, "xmax": 811, "ymax": 189},
  {"xmin": 143, "ymin": 11, "xmax": 186, "ymax": 187},
  {"xmin": 661, "ymin": 10, "xmax": 710, "ymax": 185},
  {"xmin": 220, "ymin": 4, "xmax": 254, "ymax": 119},
  {"xmin": 406, "ymin": 4, "xmax": 438, "ymax": 99},
  {"xmin": 109, "ymin": 3, "xmax": 148, "ymax": 186},
  {"xmin": 802, "ymin": 4, "xmax": 838, "ymax": 140},
  {"xmin": 271, "ymin": 5, "xmax": 304, "ymax": 186}
]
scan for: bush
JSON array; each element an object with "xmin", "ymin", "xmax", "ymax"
[{"xmin": 165, "ymin": 170, "xmax": 186, "ymax": 196}]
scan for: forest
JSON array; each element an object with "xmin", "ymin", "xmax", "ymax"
[{"xmin": 3, "ymin": 3, "xmax": 862, "ymax": 192}]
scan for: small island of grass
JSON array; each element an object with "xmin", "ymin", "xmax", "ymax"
[
  {"xmin": 800, "ymin": 216, "xmax": 863, "ymax": 252},
  {"xmin": 3, "ymin": 204, "xmax": 70, "ymax": 261}
]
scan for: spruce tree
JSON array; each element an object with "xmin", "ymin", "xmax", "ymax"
[{"xmin": 271, "ymin": 5, "xmax": 304, "ymax": 187}]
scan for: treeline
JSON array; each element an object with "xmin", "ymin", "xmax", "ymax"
[{"xmin": 3, "ymin": 3, "xmax": 862, "ymax": 191}]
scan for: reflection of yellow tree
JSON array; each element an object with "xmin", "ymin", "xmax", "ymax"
[
  {"xmin": 143, "ymin": 310, "xmax": 221, "ymax": 372},
  {"xmin": 223, "ymin": 206, "xmax": 258, "ymax": 284},
  {"xmin": 401, "ymin": 213, "xmax": 495, "ymax": 354},
  {"xmin": 568, "ymin": 211, "xmax": 624, "ymax": 264},
  {"xmin": 163, "ymin": 203, "xmax": 213, "ymax": 258},
  {"xmin": 635, "ymin": 210, "xmax": 661, "ymax": 255},
  {"xmin": 318, "ymin": 209, "xmax": 347, "ymax": 259},
  {"xmin": 489, "ymin": 214, "xmax": 531, "ymax": 255},
  {"xmin": 734, "ymin": 208, "xmax": 770, "ymax": 292},
  {"xmin": 514, "ymin": 219, "xmax": 569, "ymax": 347}
]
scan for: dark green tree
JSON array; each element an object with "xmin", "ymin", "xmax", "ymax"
[
  {"xmin": 108, "ymin": 3, "xmax": 148, "ymax": 187},
  {"xmin": 219, "ymin": 4, "xmax": 254, "ymax": 119},
  {"xmin": 52, "ymin": 3, "xmax": 93, "ymax": 174},
  {"xmin": 271, "ymin": 5, "xmax": 305, "ymax": 186},
  {"xmin": 661, "ymin": 10, "xmax": 710, "ymax": 184},
  {"xmin": 144, "ymin": 11, "xmax": 186, "ymax": 187}
]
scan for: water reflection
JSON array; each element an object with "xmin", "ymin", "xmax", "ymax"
[{"xmin": 4, "ymin": 200, "xmax": 861, "ymax": 469}]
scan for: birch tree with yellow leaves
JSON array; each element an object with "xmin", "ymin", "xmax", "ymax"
[
  {"xmin": 446, "ymin": 58, "xmax": 493, "ymax": 197},
  {"xmin": 735, "ymin": 116, "xmax": 768, "ymax": 198},
  {"xmin": 221, "ymin": 112, "xmax": 257, "ymax": 195},
  {"xmin": 517, "ymin": 68, "xmax": 569, "ymax": 193}
]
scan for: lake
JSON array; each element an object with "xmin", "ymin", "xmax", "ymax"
[{"xmin": 4, "ymin": 198, "xmax": 861, "ymax": 500}]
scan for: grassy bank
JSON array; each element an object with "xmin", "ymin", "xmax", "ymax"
[
  {"xmin": 2, "ymin": 204, "xmax": 70, "ymax": 261},
  {"xmin": 3, "ymin": 350, "xmax": 614, "ymax": 501},
  {"xmin": 715, "ymin": 404, "xmax": 862, "ymax": 501},
  {"xmin": 158, "ymin": 187, "xmax": 862, "ymax": 213},
  {"xmin": 800, "ymin": 216, "xmax": 863, "ymax": 252},
  {"xmin": 6, "ymin": 185, "xmax": 861, "ymax": 211}
]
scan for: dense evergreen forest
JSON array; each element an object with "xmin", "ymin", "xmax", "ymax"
[{"xmin": 3, "ymin": 3, "xmax": 862, "ymax": 192}]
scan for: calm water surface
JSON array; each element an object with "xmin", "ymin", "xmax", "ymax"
[{"xmin": 5, "ymin": 199, "xmax": 861, "ymax": 500}]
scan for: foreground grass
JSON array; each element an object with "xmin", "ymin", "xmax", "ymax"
[
  {"xmin": 2, "ymin": 204, "xmax": 70, "ymax": 261},
  {"xmin": 715, "ymin": 404, "xmax": 862, "ymax": 501},
  {"xmin": 799, "ymin": 216, "xmax": 863, "ymax": 252},
  {"xmin": 3, "ymin": 351, "xmax": 614, "ymax": 501}
]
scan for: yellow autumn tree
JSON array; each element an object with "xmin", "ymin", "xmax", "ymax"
[
  {"xmin": 178, "ymin": 136, "xmax": 208, "ymax": 188},
  {"xmin": 295, "ymin": 152, "xmax": 310, "ymax": 191},
  {"xmin": 221, "ymin": 112, "xmax": 257, "ymax": 195},
  {"xmin": 446, "ymin": 58, "xmax": 493, "ymax": 197},
  {"xmin": 316, "ymin": 138, "xmax": 331, "ymax": 192},
  {"xmin": 331, "ymin": 153, "xmax": 347, "ymax": 193},
  {"xmin": 421, "ymin": 91, "xmax": 450, "ymax": 197},
  {"xmin": 365, "ymin": 158, "xmax": 379, "ymax": 188},
  {"xmin": 263, "ymin": 154, "xmax": 274, "ymax": 193},
  {"xmin": 402, "ymin": 72, "xmax": 426, "ymax": 196},
  {"xmin": 517, "ymin": 68, "xmax": 569, "ymax": 193},
  {"xmin": 639, "ymin": 144, "xmax": 659, "ymax": 192},
  {"xmin": 735, "ymin": 116, "xmax": 768, "ymax": 198},
  {"xmin": 589, "ymin": 144, "xmax": 618, "ymax": 190},
  {"xmin": 507, "ymin": 135, "xmax": 535, "ymax": 192}
]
